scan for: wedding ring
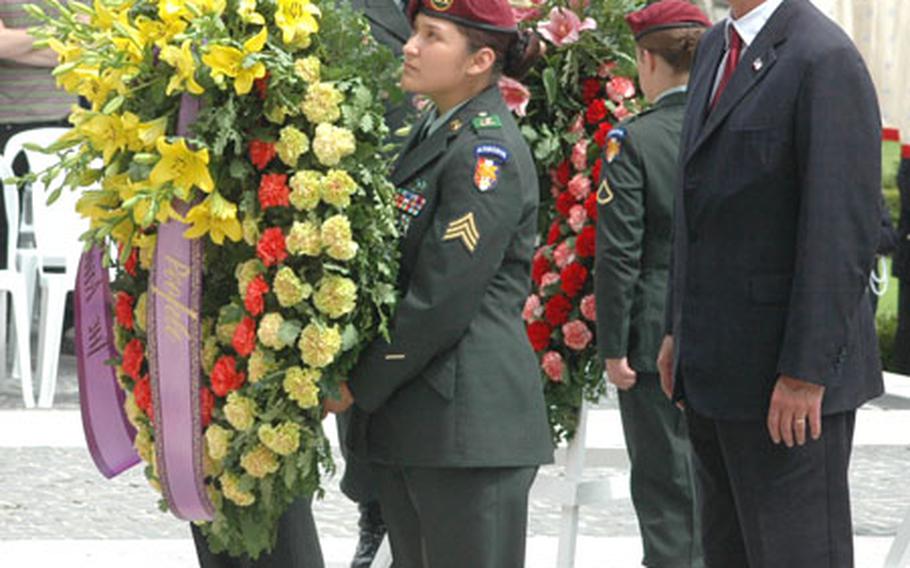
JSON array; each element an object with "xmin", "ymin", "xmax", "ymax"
[{"xmin": 795, "ymin": 418, "xmax": 807, "ymax": 424}]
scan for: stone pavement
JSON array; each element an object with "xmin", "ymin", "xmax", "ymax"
[{"xmin": 0, "ymin": 351, "xmax": 908, "ymax": 567}]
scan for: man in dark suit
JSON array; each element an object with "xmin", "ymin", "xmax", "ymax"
[
  {"xmin": 657, "ymin": 0, "xmax": 884, "ymax": 565},
  {"xmin": 894, "ymin": 144, "xmax": 910, "ymax": 373}
]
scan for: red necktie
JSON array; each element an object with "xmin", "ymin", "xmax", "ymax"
[{"xmin": 711, "ymin": 26, "xmax": 743, "ymax": 110}]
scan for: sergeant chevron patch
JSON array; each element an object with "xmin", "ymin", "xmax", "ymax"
[
  {"xmin": 443, "ymin": 212, "xmax": 479, "ymax": 253},
  {"xmin": 597, "ymin": 178, "xmax": 614, "ymax": 205}
]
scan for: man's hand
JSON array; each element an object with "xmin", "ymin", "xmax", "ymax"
[
  {"xmin": 323, "ymin": 382, "xmax": 354, "ymax": 415},
  {"xmin": 606, "ymin": 358, "xmax": 637, "ymax": 391},
  {"xmin": 657, "ymin": 335, "xmax": 675, "ymax": 400},
  {"xmin": 767, "ymin": 375, "xmax": 825, "ymax": 447}
]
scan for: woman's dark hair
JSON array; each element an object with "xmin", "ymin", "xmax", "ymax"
[
  {"xmin": 637, "ymin": 27, "xmax": 706, "ymax": 74},
  {"xmin": 459, "ymin": 26, "xmax": 543, "ymax": 80}
]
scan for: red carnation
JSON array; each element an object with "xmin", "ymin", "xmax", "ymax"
[
  {"xmin": 552, "ymin": 160, "xmax": 571, "ymax": 187},
  {"xmin": 532, "ymin": 253, "xmax": 552, "ymax": 286},
  {"xmin": 547, "ymin": 220, "xmax": 563, "ymax": 246},
  {"xmin": 527, "ymin": 321, "xmax": 553, "ymax": 352},
  {"xmin": 254, "ymin": 72, "xmax": 270, "ymax": 100},
  {"xmin": 200, "ymin": 387, "xmax": 215, "ymax": 428},
  {"xmin": 211, "ymin": 355, "xmax": 247, "ymax": 397},
  {"xmin": 124, "ymin": 248, "xmax": 139, "ymax": 277},
  {"xmin": 122, "ymin": 338, "xmax": 145, "ymax": 381},
  {"xmin": 586, "ymin": 99, "xmax": 608, "ymax": 125},
  {"xmin": 545, "ymin": 294, "xmax": 573, "ymax": 327},
  {"xmin": 556, "ymin": 192, "xmax": 577, "ymax": 218},
  {"xmin": 258, "ymin": 173, "xmax": 290, "ymax": 210},
  {"xmin": 244, "ymin": 275, "xmax": 269, "ymax": 317},
  {"xmin": 232, "ymin": 316, "xmax": 257, "ymax": 357},
  {"xmin": 249, "ymin": 140, "xmax": 276, "ymax": 171},
  {"xmin": 581, "ymin": 78, "xmax": 602, "ymax": 105},
  {"xmin": 591, "ymin": 158, "xmax": 604, "ymax": 187},
  {"xmin": 115, "ymin": 291, "xmax": 135, "ymax": 331},
  {"xmin": 593, "ymin": 122, "xmax": 613, "ymax": 147},
  {"xmin": 584, "ymin": 193, "xmax": 598, "ymax": 222},
  {"xmin": 576, "ymin": 226, "xmax": 596, "ymax": 258},
  {"xmin": 560, "ymin": 262, "xmax": 589, "ymax": 298},
  {"xmin": 257, "ymin": 227, "xmax": 288, "ymax": 267},
  {"xmin": 134, "ymin": 375, "xmax": 153, "ymax": 418}
]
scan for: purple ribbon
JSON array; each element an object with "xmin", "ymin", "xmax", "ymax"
[
  {"xmin": 75, "ymin": 246, "xmax": 141, "ymax": 479},
  {"xmin": 146, "ymin": 93, "xmax": 214, "ymax": 521}
]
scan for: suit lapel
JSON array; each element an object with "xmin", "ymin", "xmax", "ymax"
[
  {"xmin": 685, "ymin": 0, "xmax": 794, "ymax": 165},
  {"xmin": 685, "ymin": 30, "xmax": 725, "ymax": 148},
  {"xmin": 363, "ymin": 1, "xmax": 411, "ymax": 45}
]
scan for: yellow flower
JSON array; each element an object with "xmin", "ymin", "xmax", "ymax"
[
  {"xmin": 135, "ymin": 15, "xmax": 187, "ymax": 49},
  {"xmin": 136, "ymin": 234, "xmax": 157, "ymax": 270},
  {"xmin": 286, "ymin": 221, "xmax": 322, "ymax": 257},
  {"xmin": 258, "ymin": 422, "xmax": 301, "ymax": 456},
  {"xmin": 301, "ymin": 82, "xmax": 344, "ymax": 124},
  {"xmin": 224, "ymin": 393, "xmax": 257, "ymax": 431},
  {"xmin": 298, "ymin": 322, "xmax": 341, "ymax": 368},
  {"xmin": 161, "ymin": 40, "xmax": 204, "ymax": 96},
  {"xmin": 248, "ymin": 348, "xmax": 275, "ymax": 384},
  {"xmin": 294, "ymin": 56, "xmax": 320, "ymax": 83},
  {"xmin": 150, "ymin": 137, "xmax": 214, "ymax": 196},
  {"xmin": 312, "ymin": 123, "xmax": 356, "ymax": 167},
  {"xmin": 275, "ymin": 126, "xmax": 310, "ymax": 167},
  {"xmin": 202, "ymin": 28, "xmax": 268, "ymax": 96},
  {"xmin": 184, "ymin": 194, "xmax": 243, "ymax": 245},
  {"xmin": 220, "ymin": 472, "xmax": 255, "ymax": 507},
  {"xmin": 235, "ymin": 259, "xmax": 265, "ymax": 296},
  {"xmin": 78, "ymin": 114, "xmax": 127, "ymax": 164},
  {"xmin": 134, "ymin": 428, "xmax": 154, "ymax": 464},
  {"xmin": 273, "ymin": 266, "xmax": 308, "ymax": 307},
  {"xmin": 134, "ymin": 293, "xmax": 148, "ymax": 332},
  {"xmin": 237, "ymin": 0, "xmax": 265, "ymax": 24},
  {"xmin": 75, "ymin": 189, "xmax": 119, "ymax": 227},
  {"xmin": 202, "ymin": 336, "xmax": 219, "ymax": 374},
  {"xmin": 242, "ymin": 217, "xmax": 260, "ymax": 246},
  {"xmin": 275, "ymin": 0, "xmax": 321, "ymax": 48},
  {"xmin": 321, "ymin": 214, "xmax": 359, "ymax": 261},
  {"xmin": 314, "ymin": 275, "xmax": 357, "ymax": 319},
  {"xmin": 240, "ymin": 444, "xmax": 280, "ymax": 478},
  {"xmin": 205, "ymin": 424, "xmax": 233, "ymax": 462},
  {"xmin": 289, "ymin": 170, "xmax": 322, "ymax": 211},
  {"xmin": 257, "ymin": 313, "xmax": 289, "ymax": 350},
  {"xmin": 320, "ymin": 169, "xmax": 358, "ymax": 209},
  {"xmin": 283, "ymin": 367, "xmax": 321, "ymax": 409}
]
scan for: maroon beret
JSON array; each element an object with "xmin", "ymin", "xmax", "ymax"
[
  {"xmin": 407, "ymin": 0, "xmax": 518, "ymax": 33},
  {"xmin": 625, "ymin": 0, "xmax": 712, "ymax": 41}
]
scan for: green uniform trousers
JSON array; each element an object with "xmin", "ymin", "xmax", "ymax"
[
  {"xmin": 374, "ymin": 465, "xmax": 537, "ymax": 568},
  {"xmin": 618, "ymin": 373, "xmax": 703, "ymax": 568}
]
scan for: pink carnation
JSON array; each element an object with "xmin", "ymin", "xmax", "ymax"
[
  {"xmin": 571, "ymin": 138, "xmax": 589, "ymax": 172},
  {"xmin": 613, "ymin": 103, "xmax": 632, "ymax": 121},
  {"xmin": 540, "ymin": 271, "xmax": 561, "ymax": 293},
  {"xmin": 553, "ymin": 241, "xmax": 576, "ymax": 269},
  {"xmin": 568, "ymin": 205, "xmax": 587, "ymax": 233},
  {"xmin": 523, "ymin": 294, "xmax": 543, "ymax": 323},
  {"xmin": 581, "ymin": 294, "xmax": 596, "ymax": 322},
  {"xmin": 498, "ymin": 76, "xmax": 531, "ymax": 117},
  {"xmin": 537, "ymin": 7, "xmax": 597, "ymax": 47},
  {"xmin": 606, "ymin": 76, "xmax": 636, "ymax": 103},
  {"xmin": 542, "ymin": 351, "xmax": 565, "ymax": 383},
  {"xmin": 568, "ymin": 173, "xmax": 591, "ymax": 200},
  {"xmin": 563, "ymin": 320, "xmax": 593, "ymax": 351},
  {"xmin": 569, "ymin": 113, "xmax": 585, "ymax": 135}
]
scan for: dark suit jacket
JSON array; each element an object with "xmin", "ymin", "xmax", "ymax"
[
  {"xmin": 895, "ymin": 157, "xmax": 910, "ymax": 280},
  {"xmin": 347, "ymin": 87, "xmax": 554, "ymax": 467},
  {"xmin": 666, "ymin": 0, "xmax": 884, "ymax": 420}
]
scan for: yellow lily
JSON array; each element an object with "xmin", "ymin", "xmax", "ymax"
[
  {"xmin": 150, "ymin": 137, "xmax": 215, "ymax": 197},
  {"xmin": 202, "ymin": 28, "xmax": 268, "ymax": 95},
  {"xmin": 161, "ymin": 39, "xmax": 205, "ymax": 96},
  {"xmin": 275, "ymin": 0, "xmax": 321, "ymax": 48},
  {"xmin": 78, "ymin": 113, "xmax": 128, "ymax": 164},
  {"xmin": 237, "ymin": 0, "xmax": 265, "ymax": 24},
  {"xmin": 135, "ymin": 15, "xmax": 187, "ymax": 49},
  {"xmin": 183, "ymin": 193, "xmax": 242, "ymax": 244}
]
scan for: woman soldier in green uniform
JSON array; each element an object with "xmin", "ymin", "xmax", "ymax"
[{"xmin": 323, "ymin": 0, "xmax": 553, "ymax": 566}]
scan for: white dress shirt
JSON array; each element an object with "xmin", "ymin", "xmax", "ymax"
[{"xmin": 711, "ymin": 0, "xmax": 786, "ymax": 100}]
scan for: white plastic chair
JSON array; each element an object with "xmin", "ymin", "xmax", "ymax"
[
  {"xmin": 0, "ymin": 159, "xmax": 35, "ymax": 408},
  {"xmin": 4, "ymin": 127, "xmax": 85, "ymax": 408}
]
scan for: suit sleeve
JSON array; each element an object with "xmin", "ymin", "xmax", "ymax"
[
  {"xmin": 776, "ymin": 45, "xmax": 881, "ymax": 385},
  {"xmin": 595, "ymin": 131, "xmax": 646, "ymax": 360},
  {"xmin": 348, "ymin": 138, "xmax": 524, "ymax": 412}
]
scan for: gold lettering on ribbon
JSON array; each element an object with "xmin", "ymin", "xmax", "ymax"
[
  {"xmin": 151, "ymin": 255, "xmax": 199, "ymax": 342},
  {"xmin": 85, "ymin": 317, "xmax": 108, "ymax": 359}
]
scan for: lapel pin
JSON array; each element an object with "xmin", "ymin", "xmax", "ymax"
[{"xmin": 753, "ymin": 57, "xmax": 764, "ymax": 72}]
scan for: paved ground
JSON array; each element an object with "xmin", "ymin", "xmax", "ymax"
[{"xmin": 1, "ymin": 345, "xmax": 909, "ymax": 566}]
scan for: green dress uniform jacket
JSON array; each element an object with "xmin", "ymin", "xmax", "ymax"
[
  {"xmin": 346, "ymin": 85, "xmax": 554, "ymax": 468},
  {"xmin": 595, "ymin": 90, "xmax": 687, "ymax": 374}
]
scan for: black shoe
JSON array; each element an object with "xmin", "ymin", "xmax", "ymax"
[{"xmin": 351, "ymin": 500, "xmax": 386, "ymax": 568}]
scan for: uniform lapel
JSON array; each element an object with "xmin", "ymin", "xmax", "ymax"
[{"xmin": 684, "ymin": 0, "xmax": 794, "ymax": 165}]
